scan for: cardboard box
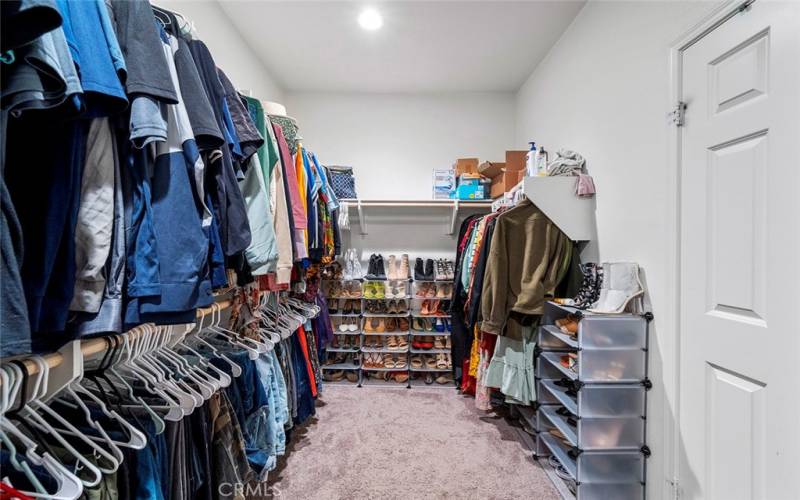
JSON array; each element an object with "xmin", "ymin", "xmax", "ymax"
[
  {"xmin": 454, "ymin": 158, "xmax": 479, "ymax": 177},
  {"xmin": 505, "ymin": 150, "xmax": 527, "ymax": 173},
  {"xmin": 488, "ymin": 166, "xmax": 526, "ymax": 199},
  {"xmin": 455, "ymin": 178, "xmax": 486, "ymax": 200},
  {"xmin": 478, "ymin": 161, "xmax": 504, "ymax": 178}
]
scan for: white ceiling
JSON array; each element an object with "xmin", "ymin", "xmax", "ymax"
[{"xmin": 218, "ymin": 1, "xmax": 585, "ymax": 93}]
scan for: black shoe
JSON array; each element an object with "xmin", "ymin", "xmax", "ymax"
[
  {"xmin": 424, "ymin": 259, "xmax": 434, "ymax": 280},
  {"xmin": 414, "ymin": 258, "xmax": 425, "ymax": 280},
  {"xmin": 366, "ymin": 254, "xmax": 377, "ymax": 279},
  {"xmin": 375, "ymin": 254, "xmax": 386, "ymax": 279}
]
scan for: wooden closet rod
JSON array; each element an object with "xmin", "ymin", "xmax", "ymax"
[{"xmin": 6, "ymin": 298, "xmax": 234, "ymax": 377}]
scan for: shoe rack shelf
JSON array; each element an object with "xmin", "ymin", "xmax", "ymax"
[
  {"xmin": 341, "ymin": 199, "xmax": 493, "ymax": 236},
  {"xmin": 322, "ymin": 266, "xmax": 455, "ymax": 389},
  {"xmin": 531, "ymin": 301, "xmax": 652, "ymax": 500}
]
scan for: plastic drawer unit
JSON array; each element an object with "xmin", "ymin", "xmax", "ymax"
[{"xmin": 533, "ymin": 301, "xmax": 651, "ymax": 500}]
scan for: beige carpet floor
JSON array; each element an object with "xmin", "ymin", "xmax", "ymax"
[{"xmin": 269, "ymin": 385, "xmax": 559, "ymax": 499}]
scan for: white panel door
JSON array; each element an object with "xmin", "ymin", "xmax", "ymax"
[{"xmin": 679, "ymin": 2, "xmax": 800, "ymax": 499}]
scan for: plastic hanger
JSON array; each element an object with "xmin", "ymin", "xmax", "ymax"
[
  {"xmin": 56, "ymin": 337, "xmax": 147, "ymax": 450},
  {"xmin": 207, "ymin": 304, "xmax": 266, "ymax": 358},
  {"xmin": 88, "ymin": 336, "xmax": 166, "ymax": 434},
  {"xmin": 0, "ymin": 367, "xmax": 47, "ymax": 495},
  {"xmin": 129, "ymin": 327, "xmax": 196, "ymax": 416},
  {"xmin": 115, "ymin": 332, "xmax": 184, "ymax": 422},
  {"xmin": 139, "ymin": 326, "xmax": 203, "ymax": 409},
  {"xmin": 155, "ymin": 327, "xmax": 217, "ymax": 399},
  {"xmin": 24, "ymin": 357, "xmax": 113, "ymax": 481},
  {"xmin": 4, "ymin": 362, "xmax": 102, "ymax": 489},
  {"xmin": 189, "ymin": 313, "xmax": 242, "ymax": 377}
]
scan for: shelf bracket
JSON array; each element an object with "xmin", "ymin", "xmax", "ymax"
[
  {"xmin": 356, "ymin": 198, "xmax": 367, "ymax": 235},
  {"xmin": 448, "ymin": 199, "xmax": 460, "ymax": 236}
]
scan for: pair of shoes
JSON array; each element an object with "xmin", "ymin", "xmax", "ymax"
[
  {"xmin": 412, "ymin": 317, "xmax": 436, "ymax": 332},
  {"xmin": 588, "ymin": 262, "xmax": 644, "ymax": 314},
  {"xmin": 434, "ymin": 259, "xmax": 448, "ymax": 281},
  {"xmin": 388, "ymin": 299, "xmax": 408, "ymax": 315},
  {"xmin": 342, "ymin": 249, "xmax": 363, "ymax": 279},
  {"xmin": 435, "ymin": 283, "xmax": 452, "ymax": 298},
  {"xmin": 364, "ymin": 318, "xmax": 387, "ymax": 333},
  {"xmin": 385, "ymin": 254, "xmax": 410, "ymax": 280},
  {"xmin": 386, "ymin": 335, "xmax": 408, "ymax": 351},
  {"xmin": 385, "ymin": 280, "xmax": 406, "ymax": 298},
  {"xmin": 412, "ymin": 336, "xmax": 435, "ymax": 350},
  {"xmin": 363, "ymin": 281, "xmax": 386, "ymax": 299},
  {"xmin": 443, "ymin": 260, "xmax": 455, "ymax": 280},
  {"xmin": 366, "ymin": 254, "xmax": 387, "ymax": 280},
  {"xmin": 555, "ymin": 314, "xmax": 580, "ymax": 337},
  {"xmin": 413, "ymin": 258, "xmax": 435, "ymax": 281},
  {"xmin": 365, "ymin": 300, "xmax": 387, "ymax": 314},
  {"xmin": 336, "ymin": 317, "xmax": 359, "ymax": 332},
  {"xmin": 346, "ymin": 299, "xmax": 361, "ymax": 314},
  {"xmin": 420, "ymin": 300, "xmax": 445, "ymax": 316}
]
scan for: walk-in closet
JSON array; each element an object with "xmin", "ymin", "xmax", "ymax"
[{"xmin": 1, "ymin": 1, "xmax": 798, "ymax": 499}]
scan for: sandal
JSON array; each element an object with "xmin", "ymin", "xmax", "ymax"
[
  {"xmin": 420, "ymin": 300, "xmax": 432, "ymax": 315},
  {"xmin": 383, "ymin": 353, "xmax": 395, "ymax": 369},
  {"xmin": 397, "ymin": 317, "xmax": 409, "ymax": 331},
  {"xmin": 435, "ymin": 374, "xmax": 453, "ymax": 385},
  {"xmin": 386, "ymin": 318, "xmax": 398, "ymax": 332},
  {"xmin": 397, "ymin": 300, "xmax": 408, "ymax": 315},
  {"xmin": 363, "ymin": 282, "xmax": 376, "ymax": 299},
  {"xmin": 396, "ymin": 335, "xmax": 408, "ymax": 350},
  {"xmin": 436, "ymin": 353, "xmax": 448, "ymax": 369},
  {"xmin": 424, "ymin": 355, "xmax": 437, "ymax": 369},
  {"xmin": 386, "ymin": 335, "xmax": 398, "ymax": 351},
  {"xmin": 434, "ymin": 336, "xmax": 445, "ymax": 349},
  {"xmin": 410, "ymin": 355, "xmax": 423, "ymax": 368},
  {"xmin": 394, "ymin": 356, "xmax": 407, "ymax": 369},
  {"xmin": 375, "ymin": 318, "xmax": 386, "ymax": 333}
]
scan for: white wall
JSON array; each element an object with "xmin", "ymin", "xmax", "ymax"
[
  {"xmin": 285, "ymin": 92, "xmax": 515, "ymax": 199},
  {"xmin": 514, "ymin": 2, "xmax": 720, "ymax": 498},
  {"xmin": 158, "ymin": 0, "xmax": 284, "ymax": 102}
]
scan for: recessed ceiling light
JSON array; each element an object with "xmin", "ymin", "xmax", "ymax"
[{"xmin": 358, "ymin": 8, "xmax": 383, "ymax": 31}]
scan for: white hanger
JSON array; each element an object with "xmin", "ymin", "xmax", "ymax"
[
  {"xmin": 0, "ymin": 366, "xmax": 48, "ymax": 495},
  {"xmin": 157, "ymin": 326, "xmax": 218, "ymax": 398},
  {"xmin": 91, "ymin": 335, "xmax": 167, "ymax": 434},
  {"xmin": 116, "ymin": 330, "xmax": 185, "ymax": 422},
  {"xmin": 0, "ymin": 366, "xmax": 83, "ymax": 499},
  {"xmin": 190, "ymin": 308, "xmax": 242, "ymax": 377},
  {"xmin": 7, "ymin": 360, "xmax": 104, "ymax": 487}
]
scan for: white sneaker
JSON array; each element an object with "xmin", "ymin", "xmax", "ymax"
[{"xmin": 588, "ymin": 262, "xmax": 643, "ymax": 314}]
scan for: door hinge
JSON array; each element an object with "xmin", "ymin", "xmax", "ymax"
[
  {"xmin": 738, "ymin": 0, "xmax": 755, "ymax": 14},
  {"xmin": 670, "ymin": 102, "xmax": 687, "ymax": 127},
  {"xmin": 668, "ymin": 478, "xmax": 681, "ymax": 500}
]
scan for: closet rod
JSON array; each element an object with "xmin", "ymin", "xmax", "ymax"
[
  {"xmin": 341, "ymin": 200, "xmax": 492, "ymax": 208},
  {"xmin": 6, "ymin": 299, "xmax": 234, "ymax": 377}
]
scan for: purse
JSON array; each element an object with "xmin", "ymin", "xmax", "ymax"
[{"xmin": 328, "ymin": 166, "xmax": 358, "ymax": 199}]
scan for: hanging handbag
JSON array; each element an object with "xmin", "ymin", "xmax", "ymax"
[{"xmin": 328, "ymin": 166, "xmax": 358, "ymax": 199}]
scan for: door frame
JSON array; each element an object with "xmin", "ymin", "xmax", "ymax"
[{"xmin": 665, "ymin": 1, "xmax": 755, "ymax": 497}]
